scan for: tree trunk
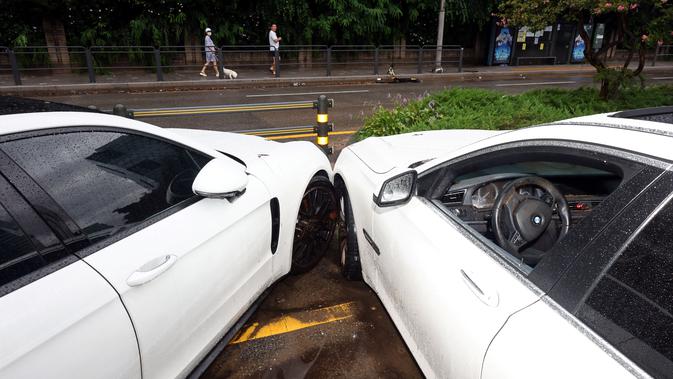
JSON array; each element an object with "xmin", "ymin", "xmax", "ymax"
[
  {"xmin": 599, "ymin": 79, "xmax": 610, "ymax": 99},
  {"xmin": 185, "ymin": 30, "xmax": 200, "ymax": 65},
  {"xmin": 42, "ymin": 16, "xmax": 70, "ymax": 72}
]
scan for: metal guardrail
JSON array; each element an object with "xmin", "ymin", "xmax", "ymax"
[
  {"xmin": 0, "ymin": 44, "xmax": 464, "ymax": 85},
  {"xmin": 653, "ymin": 45, "xmax": 673, "ymax": 67}
]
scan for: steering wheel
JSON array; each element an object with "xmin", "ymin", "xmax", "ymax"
[{"xmin": 491, "ymin": 176, "xmax": 571, "ymax": 260}]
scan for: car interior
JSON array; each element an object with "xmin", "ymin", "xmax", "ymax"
[{"xmin": 418, "ymin": 147, "xmax": 643, "ymax": 268}]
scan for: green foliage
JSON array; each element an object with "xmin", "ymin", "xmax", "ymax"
[
  {"xmin": 357, "ymin": 86, "xmax": 673, "ymax": 139},
  {"xmin": 498, "ymin": 0, "xmax": 673, "ymax": 98},
  {"xmin": 0, "ymin": 0, "xmax": 498, "ymax": 47}
]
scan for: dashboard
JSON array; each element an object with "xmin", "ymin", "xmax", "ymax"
[{"xmin": 440, "ymin": 173, "xmax": 608, "ymax": 235}]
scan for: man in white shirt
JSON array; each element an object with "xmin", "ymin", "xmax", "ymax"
[{"xmin": 268, "ymin": 24, "xmax": 281, "ymax": 75}]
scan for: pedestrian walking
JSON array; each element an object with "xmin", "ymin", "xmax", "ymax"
[
  {"xmin": 268, "ymin": 24, "xmax": 281, "ymax": 75},
  {"xmin": 200, "ymin": 27, "xmax": 219, "ymax": 78}
]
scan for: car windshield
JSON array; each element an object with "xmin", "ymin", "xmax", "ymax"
[{"xmin": 455, "ymin": 161, "xmax": 614, "ymax": 182}]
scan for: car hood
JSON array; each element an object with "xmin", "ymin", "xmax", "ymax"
[{"xmin": 348, "ymin": 129, "xmax": 503, "ymax": 174}]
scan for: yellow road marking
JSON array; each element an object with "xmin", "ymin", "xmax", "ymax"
[
  {"xmin": 264, "ymin": 130, "xmax": 356, "ymax": 140},
  {"xmin": 246, "ymin": 127, "xmax": 314, "ymax": 136},
  {"xmin": 134, "ymin": 103, "xmax": 314, "ymax": 117},
  {"xmin": 229, "ymin": 302, "xmax": 355, "ymax": 345}
]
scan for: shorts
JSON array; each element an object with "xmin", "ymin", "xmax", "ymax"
[
  {"xmin": 206, "ymin": 52, "xmax": 217, "ymax": 62},
  {"xmin": 269, "ymin": 50, "xmax": 279, "ymax": 58}
]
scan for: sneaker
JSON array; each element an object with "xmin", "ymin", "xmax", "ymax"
[{"xmin": 199, "ymin": 72, "xmax": 207, "ymax": 77}]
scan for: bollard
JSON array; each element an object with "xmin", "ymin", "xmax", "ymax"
[
  {"xmin": 85, "ymin": 48, "xmax": 96, "ymax": 83},
  {"xmin": 217, "ymin": 48, "xmax": 225, "ymax": 79},
  {"xmin": 417, "ymin": 46, "xmax": 423, "ymax": 74},
  {"xmin": 154, "ymin": 48, "xmax": 164, "ymax": 81},
  {"xmin": 8, "ymin": 50, "xmax": 21, "ymax": 86},
  {"xmin": 458, "ymin": 47, "xmax": 464, "ymax": 73},
  {"xmin": 274, "ymin": 48, "xmax": 281, "ymax": 78},
  {"xmin": 112, "ymin": 104, "xmax": 133, "ymax": 118},
  {"xmin": 652, "ymin": 44, "xmax": 660, "ymax": 67},
  {"xmin": 313, "ymin": 95, "xmax": 334, "ymax": 154},
  {"xmin": 374, "ymin": 47, "xmax": 379, "ymax": 75}
]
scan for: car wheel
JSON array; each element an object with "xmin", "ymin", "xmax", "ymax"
[
  {"xmin": 336, "ymin": 182, "xmax": 362, "ymax": 280},
  {"xmin": 291, "ymin": 175, "xmax": 338, "ymax": 274}
]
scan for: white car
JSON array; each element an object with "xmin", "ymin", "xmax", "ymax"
[
  {"xmin": 0, "ymin": 107, "xmax": 337, "ymax": 378},
  {"xmin": 334, "ymin": 107, "xmax": 673, "ymax": 379}
]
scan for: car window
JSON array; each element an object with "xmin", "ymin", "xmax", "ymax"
[
  {"xmin": 420, "ymin": 143, "xmax": 662, "ymax": 290},
  {"xmin": 0, "ymin": 203, "xmax": 42, "ymax": 287},
  {"xmin": 1, "ymin": 131, "xmax": 211, "ymax": 246},
  {"xmin": 575, "ymin": 196, "xmax": 673, "ymax": 377}
]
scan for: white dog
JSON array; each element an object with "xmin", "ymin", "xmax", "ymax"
[{"xmin": 222, "ymin": 68, "xmax": 238, "ymax": 79}]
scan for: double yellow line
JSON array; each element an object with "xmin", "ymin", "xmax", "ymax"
[
  {"xmin": 241, "ymin": 126, "xmax": 355, "ymax": 140},
  {"xmin": 133, "ymin": 101, "xmax": 315, "ymax": 118}
]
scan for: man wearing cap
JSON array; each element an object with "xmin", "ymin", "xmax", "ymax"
[{"xmin": 200, "ymin": 27, "xmax": 219, "ymax": 77}]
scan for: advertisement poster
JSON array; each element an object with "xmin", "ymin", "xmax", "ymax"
[
  {"xmin": 493, "ymin": 27, "xmax": 513, "ymax": 64},
  {"xmin": 571, "ymin": 24, "xmax": 593, "ymax": 63},
  {"xmin": 571, "ymin": 34, "xmax": 586, "ymax": 62},
  {"xmin": 517, "ymin": 27, "xmax": 527, "ymax": 43}
]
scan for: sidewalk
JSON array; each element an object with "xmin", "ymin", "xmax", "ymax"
[{"xmin": 1, "ymin": 62, "xmax": 672, "ymax": 97}]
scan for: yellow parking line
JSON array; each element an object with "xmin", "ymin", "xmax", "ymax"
[
  {"xmin": 264, "ymin": 130, "xmax": 356, "ymax": 140},
  {"xmin": 229, "ymin": 302, "xmax": 355, "ymax": 345}
]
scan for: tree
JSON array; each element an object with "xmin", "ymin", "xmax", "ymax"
[{"xmin": 498, "ymin": 0, "xmax": 673, "ymax": 99}]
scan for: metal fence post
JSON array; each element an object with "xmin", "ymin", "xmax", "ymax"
[
  {"xmin": 154, "ymin": 47, "xmax": 164, "ymax": 81},
  {"xmin": 374, "ymin": 47, "xmax": 379, "ymax": 75},
  {"xmin": 652, "ymin": 44, "xmax": 660, "ymax": 67},
  {"xmin": 8, "ymin": 50, "xmax": 21, "ymax": 85},
  {"xmin": 274, "ymin": 48, "xmax": 280, "ymax": 78},
  {"xmin": 417, "ymin": 46, "xmax": 423, "ymax": 74},
  {"xmin": 326, "ymin": 47, "xmax": 332, "ymax": 76},
  {"xmin": 217, "ymin": 48, "xmax": 225, "ymax": 79},
  {"xmin": 85, "ymin": 48, "xmax": 96, "ymax": 83},
  {"xmin": 313, "ymin": 95, "xmax": 334, "ymax": 154},
  {"xmin": 458, "ymin": 47, "xmax": 464, "ymax": 73}
]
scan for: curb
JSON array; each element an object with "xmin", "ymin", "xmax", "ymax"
[{"xmin": 1, "ymin": 66, "xmax": 671, "ymax": 97}]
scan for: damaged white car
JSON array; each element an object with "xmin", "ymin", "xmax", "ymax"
[
  {"xmin": 0, "ymin": 102, "xmax": 336, "ymax": 378},
  {"xmin": 334, "ymin": 107, "xmax": 673, "ymax": 378}
]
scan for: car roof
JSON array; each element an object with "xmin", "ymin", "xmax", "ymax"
[
  {"xmin": 0, "ymin": 96, "xmax": 101, "ymax": 115},
  {"xmin": 414, "ymin": 110, "xmax": 673, "ymax": 173},
  {"xmin": 0, "ymin": 111, "xmax": 153, "ymax": 136},
  {"xmin": 554, "ymin": 107, "xmax": 673, "ymax": 138}
]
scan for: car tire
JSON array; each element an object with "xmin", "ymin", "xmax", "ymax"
[
  {"xmin": 291, "ymin": 175, "xmax": 338, "ymax": 274},
  {"xmin": 336, "ymin": 182, "xmax": 362, "ymax": 280}
]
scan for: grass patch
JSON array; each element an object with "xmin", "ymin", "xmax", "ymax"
[{"xmin": 357, "ymin": 86, "xmax": 673, "ymax": 140}]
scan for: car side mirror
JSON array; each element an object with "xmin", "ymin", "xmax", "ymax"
[
  {"xmin": 373, "ymin": 170, "xmax": 417, "ymax": 207},
  {"xmin": 192, "ymin": 157, "xmax": 248, "ymax": 199}
]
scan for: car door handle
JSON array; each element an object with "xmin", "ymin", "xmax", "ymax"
[
  {"xmin": 460, "ymin": 269, "xmax": 499, "ymax": 307},
  {"xmin": 127, "ymin": 254, "xmax": 178, "ymax": 287}
]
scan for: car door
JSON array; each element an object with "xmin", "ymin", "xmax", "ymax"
[
  {"xmin": 483, "ymin": 168, "xmax": 673, "ymax": 378},
  {"xmin": 0, "ymin": 171, "xmax": 140, "ymax": 378},
  {"xmin": 0, "ymin": 128, "xmax": 274, "ymax": 379},
  {"xmin": 370, "ymin": 142, "xmax": 665, "ymax": 378},
  {"xmin": 371, "ymin": 194, "xmax": 540, "ymax": 378}
]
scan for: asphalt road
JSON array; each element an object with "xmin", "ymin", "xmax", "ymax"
[
  {"xmin": 200, "ymin": 240, "xmax": 423, "ymax": 379},
  {"xmin": 37, "ymin": 73, "xmax": 673, "ymax": 157},
  {"xmin": 40, "ymin": 74, "xmax": 603, "ymax": 131}
]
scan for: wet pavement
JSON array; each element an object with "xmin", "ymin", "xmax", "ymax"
[{"xmin": 201, "ymin": 241, "xmax": 423, "ymax": 378}]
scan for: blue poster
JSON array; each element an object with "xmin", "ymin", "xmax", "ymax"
[
  {"xmin": 571, "ymin": 24, "xmax": 592, "ymax": 63},
  {"xmin": 571, "ymin": 34, "xmax": 585, "ymax": 62},
  {"xmin": 493, "ymin": 27, "xmax": 513, "ymax": 64}
]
